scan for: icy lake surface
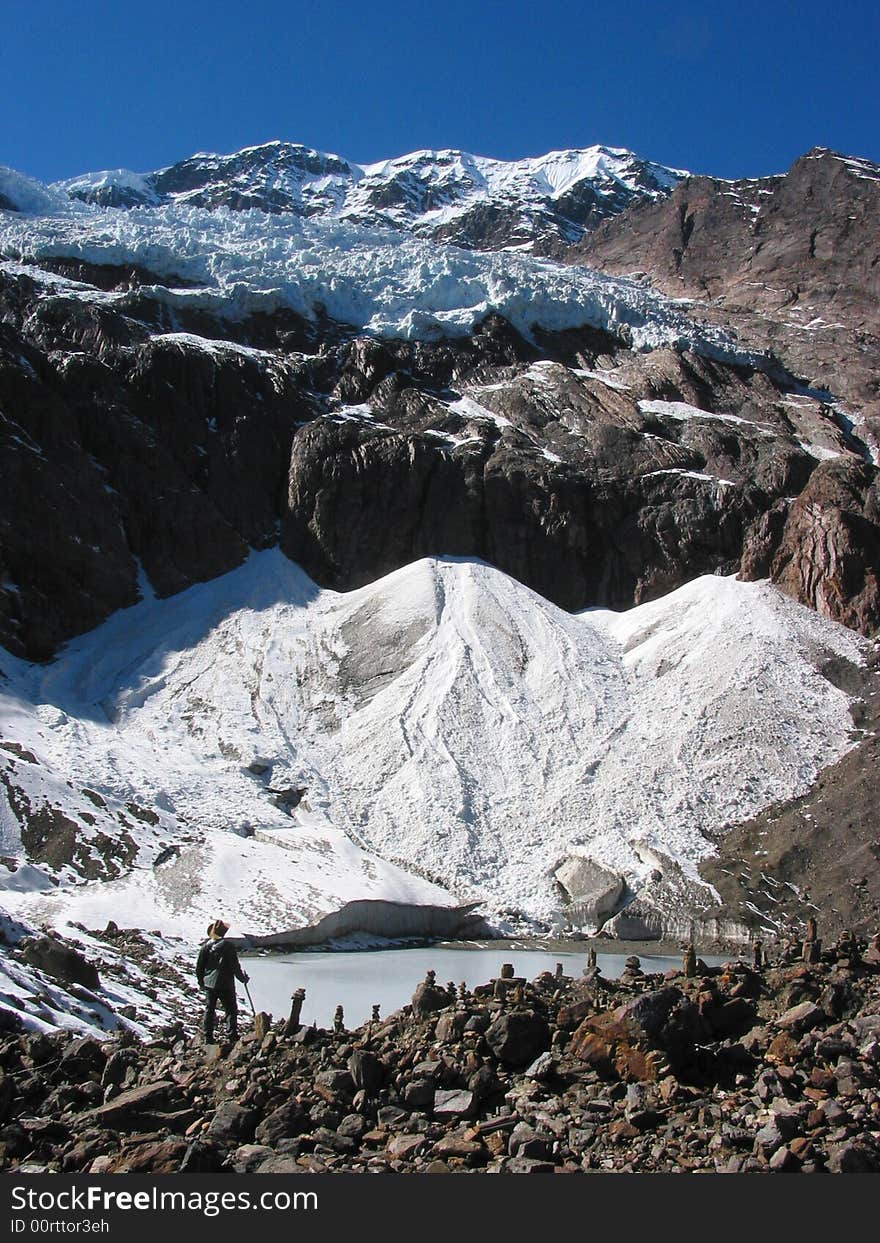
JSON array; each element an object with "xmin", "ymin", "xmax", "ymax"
[{"xmin": 244, "ymin": 945, "xmax": 730, "ymax": 1028}]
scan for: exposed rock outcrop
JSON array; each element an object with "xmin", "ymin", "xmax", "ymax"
[{"xmin": 570, "ymin": 149, "xmax": 880, "ymax": 637}]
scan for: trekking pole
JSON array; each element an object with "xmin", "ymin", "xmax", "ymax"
[{"xmin": 243, "ymin": 980, "xmax": 257, "ymax": 1017}]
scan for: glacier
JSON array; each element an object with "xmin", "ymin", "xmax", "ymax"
[
  {"xmin": 0, "ymin": 158, "xmax": 761, "ymax": 362},
  {"xmin": 0, "ymin": 552, "xmax": 867, "ymax": 942}
]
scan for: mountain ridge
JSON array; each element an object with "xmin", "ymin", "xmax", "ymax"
[{"xmin": 46, "ymin": 140, "xmax": 686, "ymax": 254}]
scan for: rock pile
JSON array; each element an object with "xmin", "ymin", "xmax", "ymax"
[{"xmin": 2, "ymin": 931, "xmax": 880, "ymax": 1174}]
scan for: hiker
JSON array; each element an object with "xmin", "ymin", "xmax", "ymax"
[{"xmin": 196, "ymin": 918, "xmax": 250, "ymax": 1042}]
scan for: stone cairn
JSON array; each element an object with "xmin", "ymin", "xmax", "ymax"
[
  {"xmin": 803, "ymin": 917, "xmax": 822, "ymax": 964},
  {"xmin": 837, "ymin": 929, "xmax": 861, "ymax": 968},
  {"xmin": 620, "ymin": 955, "xmax": 644, "ymax": 987},
  {"xmin": 284, "ymin": 988, "xmax": 306, "ymax": 1037}
]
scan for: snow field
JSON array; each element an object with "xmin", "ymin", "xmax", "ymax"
[{"xmin": 0, "ymin": 552, "xmax": 868, "ymax": 939}]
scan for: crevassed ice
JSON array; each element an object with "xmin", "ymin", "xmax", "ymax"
[{"xmin": 0, "ymin": 164, "xmax": 763, "ymax": 362}]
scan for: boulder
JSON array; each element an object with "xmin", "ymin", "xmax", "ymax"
[
  {"xmin": 509, "ymin": 1123, "xmax": 552, "ymax": 1161},
  {"xmin": 254, "ymin": 1101, "xmax": 307, "ymax": 1146},
  {"xmin": 315, "ymin": 1068, "xmax": 355, "ymax": 1097},
  {"xmin": 553, "ymin": 857, "xmax": 625, "ymax": 928},
  {"xmin": 432, "ymin": 1090, "xmax": 475, "ymax": 1120},
  {"xmin": 21, "ymin": 937, "xmax": 100, "ymax": 990},
  {"xmin": 431, "ymin": 1134, "xmax": 488, "ymax": 1165},
  {"xmin": 206, "ymin": 1101, "xmax": 257, "ymax": 1145},
  {"xmin": 105, "ymin": 1140, "xmax": 187, "ymax": 1173},
  {"xmin": 826, "ymin": 1142, "xmax": 880, "ymax": 1173},
  {"xmin": 434, "ymin": 1013, "xmax": 466, "ymax": 1043},
  {"xmin": 569, "ymin": 1013, "xmax": 666, "ymax": 1082},
  {"xmin": 402, "ymin": 1078, "xmax": 435, "ymax": 1109},
  {"xmin": 83, "ymin": 1079, "xmax": 176, "ymax": 1124},
  {"xmin": 485, "ymin": 1012, "xmax": 550, "ymax": 1068},
  {"xmin": 524, "ymin": 1051, "xmax": 555, "ymax": 1081},
  {"xmin": 221, "ymin": 1143, "xmax": 273, "ymax": 1173},
  {"xmin": 337, "ymin": 1114, "xmax": 368, "ymax": 1140},
  {"xmin": 505, "ymin": 1156, "xmax": 556, "ymax": 1173},
  {"xmin": 348, "ymin": 1050, "xmax": 385, "ymax": 1093},
  {"xmin": 386, "ymin": 1134, "xmax": 426, "ymax": 1160},
  {"xmin": 255, "ymin": 1156, "xmax": 305, "ymax": 1174},
  {"xmin": 60, "ymin": 1037, "xmax": 106, "ymax": 1077},
  {"xmin": 775, "ymin": 1002, "xmax": 824, "ymax": 1034},
  {"xmin": 411, "ymin": 981, "xmax": 451, "ymax": 1016}
]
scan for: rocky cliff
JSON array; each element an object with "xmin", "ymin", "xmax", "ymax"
[
  {"xmin": 572, "ymin": 148, "xmax": 880, "ymax": 634},
  {"xmin": 1, "ymin": 252, "xmax": 875, "ymax": 659}
]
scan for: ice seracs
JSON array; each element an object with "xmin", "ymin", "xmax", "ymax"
[{"xmin": 0, "ymin": 193, "xmax": 761, "ymax": 362}]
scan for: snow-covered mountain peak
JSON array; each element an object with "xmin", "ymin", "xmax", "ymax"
[
  {"xmin": 37, "ymin": 138, "xmax": 687, "ymax": 252},
  {"xmin": 54, "ymin": 168, "xmax": 160, "ymax": 209}
]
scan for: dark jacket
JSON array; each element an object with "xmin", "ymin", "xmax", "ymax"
[{"xmin": 196, "ymin": 937, "xmax": 247, "ymax": 992}]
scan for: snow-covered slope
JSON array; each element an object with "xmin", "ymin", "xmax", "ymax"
[
  {"xmin": 48, "ymin": 141, "xmax": 685, "ymax": 251},
  {"xmin": 0, "ymin": 552, "xmax": 867, "ymax": 940}
]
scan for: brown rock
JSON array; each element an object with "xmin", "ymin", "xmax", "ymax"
[
  {"xmin": 385, "ymin": 1134, "xmax": 426, "ymax": 1160},
  {"xmin": 569, "ymin": 1013, "xmax": 665, "ymax": 1082},
  {"xmin": 764, "ymin": 1032, "xmax": 801, "ymax": 1066},
  {"xmin": 609, "ymin": 1120, "xmax": 640, "ymax": 1143},
  {"xmin": 105, "ymin": 1140, "xmax": 187, "ymax": 1173},
  {"xmin": 432, "ymin": 1135, "xmax": 488, "ymax": 1164},
  {"xmin": 21, "ymin": 937, "xmax": 100, "ymax": 990},
  {"xmin": 83, "ymin": 1080, "xmax": 176, "ymax": 1124},
  {"xmin": 775, "ymin": 1001, "xmax": 825, "ymax": 1035}
]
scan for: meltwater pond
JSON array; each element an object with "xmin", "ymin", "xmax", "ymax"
[{"xmin": 244, "ymin": 945, "xmax": 731, "ymax": 1029}]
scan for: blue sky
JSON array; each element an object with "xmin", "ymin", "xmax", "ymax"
[{"xmin": 4, "ymin": 0, "xmax": 878, "ymax": 182}]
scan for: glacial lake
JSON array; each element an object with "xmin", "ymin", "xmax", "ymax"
[{"xmin": 243, "ymin": 944, "xmax": 732, "ymax": 1029}]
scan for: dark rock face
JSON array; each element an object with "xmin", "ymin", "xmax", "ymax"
[
  {"xmin": 0, "ymin": 268, "xmax": 314, "ymax": 657},
  {"xmin": 741, "ymin": 458, "xmax": 880, "ymax": 634},
  {"xmin": 281, "ymin": 340, "xmax": 874, "ymax": 629}
]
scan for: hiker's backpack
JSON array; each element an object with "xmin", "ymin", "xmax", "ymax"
[{"xmin": 199, "ymin": 939, "xmax": 229, "ymax": 988}]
